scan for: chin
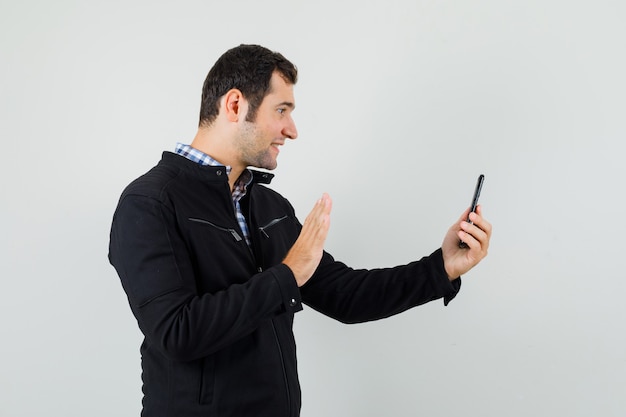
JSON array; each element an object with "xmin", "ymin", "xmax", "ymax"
[{"xmin": 262, "ymin": 157, "xmax": 278, "ymax": 171}]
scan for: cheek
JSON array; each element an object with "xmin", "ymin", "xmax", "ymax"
[{"xmin": 260, "ymin": 124, "xmax": 279, "ymax": 140}]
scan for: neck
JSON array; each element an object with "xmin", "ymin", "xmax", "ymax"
[
  {"xmin": 227, "ymin": 167, "xmax": 247, "ymax": 192},
  {"xmin": 190, "ymin": 127, "xmax": 244, "ymax": 192}
]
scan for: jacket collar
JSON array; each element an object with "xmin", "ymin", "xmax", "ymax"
[{"xmin": 161, "ymin": 151, "xmax": 274, "ymax": 185}]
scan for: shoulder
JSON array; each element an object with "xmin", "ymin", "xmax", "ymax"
[
  {"xmin": 121, "ymin": 152, "xmax": 183, "ymax": 201},
  {"xmin": 250, "ymin": 182, "xmax": 293, "ymax": 210}
]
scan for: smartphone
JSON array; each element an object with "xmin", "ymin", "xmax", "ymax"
[{"xmin": 459, "ymin": 174, "xmax": 485, "ymax": 249}]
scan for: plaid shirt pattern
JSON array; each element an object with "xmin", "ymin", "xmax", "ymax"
[{"xmin": 175, "ymin": 142, "xmax": 253, "ymax": 245}]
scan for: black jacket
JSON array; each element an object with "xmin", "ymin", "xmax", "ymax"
[{"xmin": 108, "ymin": 152, "xmax": 460, "ymax": 417}]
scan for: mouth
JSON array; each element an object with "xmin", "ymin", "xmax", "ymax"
[{"xmin": 271, "ymin": 142, "xmax": 284, "ymax": 153}]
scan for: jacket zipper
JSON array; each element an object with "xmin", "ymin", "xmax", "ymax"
[
  {"xmin": 258, "ymin": 215, "xmax": 288, "ymax": 238},
  {"xmin": 188, "ymin": 217, "xmax": 242, "ymax": 242},
  {"xmin": 270, "ymin": 319, "xmax": 291, "ymax": 416}
]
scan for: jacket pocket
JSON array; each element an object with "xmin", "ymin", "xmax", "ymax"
[
  {"xmin": 258, "ymin": 215, "xmax": 289, "ymax": 238},
  {"xmin": 189, "ymin": 217, "xmax": 243, "ymax": 242},
  {"xmin": 199, "ymin": 356, "xmax": 215, "ymax": 405}
]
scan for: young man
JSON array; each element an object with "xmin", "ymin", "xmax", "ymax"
[{"xmin": 108, "ymin": 44, "xmax": 491, "ymax": 417}]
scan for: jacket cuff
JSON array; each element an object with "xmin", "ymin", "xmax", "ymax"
[
  {"xmin": 271, "ymin": 263, "xmax": 303, "ymax": 313},
  {"xmin": 430, "ymin": 248, "xmax": 462, "ymax": 306},
  {"xmin": 443, "ymin": 278, "xmax": 461, "ymax": 306}
]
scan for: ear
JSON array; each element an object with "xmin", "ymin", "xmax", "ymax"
[{"xmin": 222, "ymin": 89, "xmax": 247, "ymax": 123}]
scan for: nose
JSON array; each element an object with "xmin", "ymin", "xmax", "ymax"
[{"xmin": 283, "ymin": 117, "xmax": 298, "ymax": 140}]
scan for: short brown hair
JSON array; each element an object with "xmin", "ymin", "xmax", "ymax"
[{"xmin": 198, "ymin": 44, "xmax": 298, "ymax": 127}]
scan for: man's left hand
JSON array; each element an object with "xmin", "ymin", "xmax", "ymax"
[{"xmin": 441, "ymin": 205, "xmax": 492, "ymax": 280}]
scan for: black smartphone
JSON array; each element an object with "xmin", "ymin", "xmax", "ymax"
[{"xmin": 459, "ymin": 174, "xmax": 485, "ymax": 249}]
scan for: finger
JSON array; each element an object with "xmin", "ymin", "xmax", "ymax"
[
  {"xmin": 468, "ymin": 208, "xmax": 492, "ymax": 237},
  {"xmin": 303, "ymin": 196, "xmax": 326, "ymax": 227},
  {"xmin": 315, "ymin": 214, "xmax": 331, "ymax": 243},
  {"xmin": 312, "ymin": 207, "xmax": 331, "ymax": 239},
  {"xmin": 307, "ymin": 194, "xmax": 332, "ymax": 224},
  {"xmin": 460, "ymin": 220, "xmax": 490, "ymax": 255},
  {"xmin": 314, "ymin": 194, "xmax": 331, "ymax": 216},
  {"xmin": 300, "ymin": 196, "xmax": 332, "ymax": 248},
  {"xmin": 457, "ymin": 228, "xmax": 481, "ymax": 254},
  {"xmin": 322, "ymin": 193, "xmax": 332, "ymax": 215},
  {"xmin": 469, "ymin": 204, "xmax": 484, "ymax": 221},
  {"xmin": 461, "ymin": 221, "xmax": 487, "ymax": 247}
]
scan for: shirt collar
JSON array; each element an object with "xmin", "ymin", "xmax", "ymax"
[{"xmin": 175, "ymin": 142, "xmax": 228, "ymax": 170}]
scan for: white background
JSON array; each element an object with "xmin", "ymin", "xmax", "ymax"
[{"xmin": 2, "ymin": 0, "xmax": 625, "ymax": 416}]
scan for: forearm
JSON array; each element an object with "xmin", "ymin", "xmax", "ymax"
[
  {"xmin": 131, "ymin": 265, "xmax": 300, "ymax": 361},
  {"xmin": 300, "ymin": 248, "xmax": 460, "ymax": 324}
]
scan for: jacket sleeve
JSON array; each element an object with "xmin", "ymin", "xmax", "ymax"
[
  {"xmin": 300, "ymin": 248, "xmax": 461, "ymax": 324},
  {"xmin": 108, "ymin": 194, "xmax": 302, "ymax": 362}
]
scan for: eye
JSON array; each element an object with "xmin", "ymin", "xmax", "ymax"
[{"xmin": 277, "ymin": 108, "xmax": 286, "ymax": 115}]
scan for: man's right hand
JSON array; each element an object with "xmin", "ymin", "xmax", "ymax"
[{"xmin": 282, "ymin": 193, "xmax": 332, "ymax": 287}]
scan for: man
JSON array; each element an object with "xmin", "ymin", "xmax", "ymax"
[{"xmin": 108, "ymin": 44, "xmax": 491, "ymax": 417}]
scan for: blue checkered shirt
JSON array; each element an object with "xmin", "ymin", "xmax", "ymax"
[{"xmin": 175, "ymin": 142, "xmax": 253, "ymax": 246}]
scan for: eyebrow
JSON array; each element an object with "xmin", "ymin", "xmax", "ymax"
[{"xmin": 277, "ymin": 101, "xmax": 296, "ymax": 110}]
